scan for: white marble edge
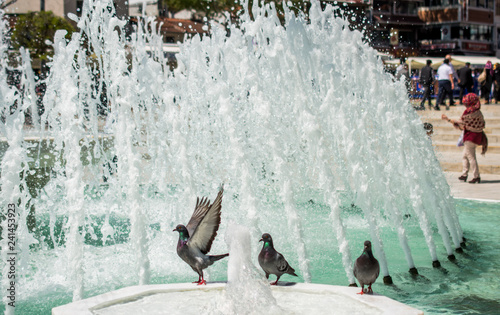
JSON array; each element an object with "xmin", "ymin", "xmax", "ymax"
[{"xmin": 52, "ymin": 282, "xmax": 423, "ymax": 315}]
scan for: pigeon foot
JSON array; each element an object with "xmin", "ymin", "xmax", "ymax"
[
  {"xmin": 367, "ymin": 285, "xmax": 374, "ymax": 294},
  {"xmin": 197, "ymin": 279, "xmax": 207, "ymax": 285},
  {"xmin": 193, "ymin": 276, "xmax": 202, "ymax": 284},
  {"xmin": 270, "ymin": 280, "xmax": 279, "ymax": 285}
]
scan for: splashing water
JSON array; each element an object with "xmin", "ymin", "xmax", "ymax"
[
  {"xmin": 207, "ymin": 223, "xmax": 283, "ymax": 314},
  {"xmin": 0, "ymin": 0, "xmax": 464, "ymax": 313}
]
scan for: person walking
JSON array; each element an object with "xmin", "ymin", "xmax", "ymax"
[
  {"xmin": 435, "ymin": 58, "xmax": 454, "ymax": 111},
  {"xmin": 416, "ymin": 59, "xmax": 434, "ymax": 110},
  {"xmin": 395, "ymin": 63, "xmax": 410, "ymax": 91},
  {"xmin": 493, "ymin": 63, "xmax": 500, "ymax": 104},
  {"xmin": 442, "ymin": 54, "xmax": 458, "ymax": 106},
  {"xmin": 480, "ymin": 61, "xmax": 494, "ymax": 104},
  {"xmin": 396, "ymin": 57, "xmax": 406, "ymax": 73},
  {"xmin": 441, "ymin": 93, "xmax": 488, "ymax": 184},
  {"xmin": 445, "ymin": 54, "xmax": 459, "ymax": 82},
  {"xmin": 458, "ymin": 62, "xmax": 473, "ymax": 104}
]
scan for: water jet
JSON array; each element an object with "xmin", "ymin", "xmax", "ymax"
[{"xmin": 1, "ymin": 1, "xmax": 498, "ymax": 314}]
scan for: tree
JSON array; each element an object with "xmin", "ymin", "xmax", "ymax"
[{"xmin": 11, "ymin": 11, "xmax": 75, "ymax": 61}]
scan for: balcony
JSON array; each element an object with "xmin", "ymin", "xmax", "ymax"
[
  {"xmin": 419, "ymin": 39, "xmax": 493, "ymax": 54},
  {"xmin": 334, "ymin": 0, "xmax": 371, "ymax": 4},
  {"xmin": 418, "ymin": 4, "xmax": 494, "ymax": 24},
  {"xmin": 373, "ymin": 14, "xmax": 424, "ymax": 26},
  {"xmin": 418, "ymin": 5, "xmax": 460, "ymax": 24},
  {"xmin": 419, "ymin": 39, "xmax": 458, "ymax": 51}
]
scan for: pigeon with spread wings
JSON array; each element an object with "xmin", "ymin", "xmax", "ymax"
[{"xmin": 173, "ymin": 186, "xmax": 228, "ymax": 285}]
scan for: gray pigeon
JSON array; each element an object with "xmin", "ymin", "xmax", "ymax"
[
  {"xmin": 258, "ymin": 233, "xmax": 298, "ymax": 285},
  {"xmin": 353, "ymin": 240, "xmax": 380, "ymax": 294},
  {"xmin": 173, "ymin": 186, "xmax": 228, "ymax": 285}
]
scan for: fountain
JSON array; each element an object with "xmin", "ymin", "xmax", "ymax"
[{"xmin": 2, "ymin": 0, "xmax": 489, "ymax": 314}]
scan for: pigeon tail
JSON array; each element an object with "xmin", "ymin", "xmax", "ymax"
[{"xmin": 209, "ymin": 253, "xmax": 229, "ymax": 262}]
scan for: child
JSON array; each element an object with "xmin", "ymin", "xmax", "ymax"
[{"xmin": 423, "ymin": 122, "xmax": 433, "ymax": 137}]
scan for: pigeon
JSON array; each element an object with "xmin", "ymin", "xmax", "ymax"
[
  {"xmin": 258, "ymin": 233, "xmax": 298, "ymax": 285},
  {"xmin": 353, "ymin": 240, "xmax": 380, "ymax": 294},
  {"xmin": 173, "ymin": 186, "xmax": 228, "ymax": 285}
]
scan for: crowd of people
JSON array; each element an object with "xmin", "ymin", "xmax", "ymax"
[
  {"xmin": 394, "ymin": 55, "xmax": 500, "ymax": 110},
  {"xmin": 395, "ymin": 55, "xmax": 491, "ymax": 185}
]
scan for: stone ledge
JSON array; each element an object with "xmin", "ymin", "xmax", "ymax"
[{"xmin": 52, "ymin": 283, "xmax": 423, "ymax": 315}]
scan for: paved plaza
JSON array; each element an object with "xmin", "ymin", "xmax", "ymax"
[
  {"xmin": 446, "ymin": 171, "xmax": 500, "ymax": 201},
  {"xmin": 415, "ymin": 101, "xmax": 500, "ymax": 202}
]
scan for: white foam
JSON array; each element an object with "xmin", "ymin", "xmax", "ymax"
[{"xmin": 206, "ymin": 224, "xmax": 282, "ymax": 314}]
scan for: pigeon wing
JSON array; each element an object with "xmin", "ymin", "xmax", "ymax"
[
  {"xmin": 353, "ymin": 255, "xmax": 362, "ymax": 278},
  {"xmin": 353, "ymin": 261, "xmax": 358, "ymax": 278},
  {"xmin": 276, "ymin": 252, "xmax": 289, "ymax": 272},
  {"xmin": 185, "ymin": 196, "xmax": 211, "ymax": 237},
  {"xmin": 187, "ymin": 187, "xmax": 224, "ymax": 254},
  {"xmin": 374, "ymin": 260, "xmax": 380, "ymax": 279}
]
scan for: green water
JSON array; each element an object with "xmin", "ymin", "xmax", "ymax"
[{"xmin": 5, "ymin": 199, "xmax": 500, "ymax": 315}]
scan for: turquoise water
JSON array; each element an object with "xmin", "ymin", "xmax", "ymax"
[
  {"xmin": 360, "ymin": 199, "xmax": 500, "ymax": 315},
  {"xmin": 300, "ymin": 198, "xmax": 500, "ymax": 315},
  {"xmin": 6, "ymin": 198, "xmax": 500, "ymax": 314}
]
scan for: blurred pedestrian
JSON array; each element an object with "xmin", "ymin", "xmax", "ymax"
[
  {"xmin": 473, "ymin": 68, "xmax": 481, "ymax": 94},
  {"xmin": 395, "ymin": 63, "xmax": 410, "ymax": 94},
  {"xmin": 479, "ymin": 61, "xmax": 493, "ymax": 104},
  {"xmin": 435, "ymin": 58, "xmax": 454, "ymax": 110},
  {"xmin": 416, "ymin": 59, "xmax": 434, "ymax": 110},
  {"xmin": 396, "ymin": 57, "xmax": 406, "ymax": 73},
  {"xmin": 441, "ymin": 93, "xmax": 488, "ymax": 184},
  {"xmin": 445, "ymin": 54, "xmax": 459, "ymax": 82},
  {"xmin": 442, "ymin": 54, "xmax": 458, "ymax": 106},
  {"xmin": 493, "ymin": 63, "xmax": 500, "ymax": 104},
  {"xmin": 458, "ymin": 62, "xmax": 473, "ymax": 104}
]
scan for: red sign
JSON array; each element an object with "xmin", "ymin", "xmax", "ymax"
[
  {"xmin": 420, "ymin": 42, "xmax": 456, "ymax": 50},
  {"xmin": 463, "ymin": 42, "xmax": 490, "ymax": 52}
]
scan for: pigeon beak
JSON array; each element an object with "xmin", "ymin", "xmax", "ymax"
[
  {"xmin": 172, "ymin": 228, "xmax": 177, "ymax": 232},
  {"xmin": 259, "ymin": 238, "xmax": 263, "ymax": 242}
]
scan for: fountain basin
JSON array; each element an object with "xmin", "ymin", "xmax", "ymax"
[{"xmin": 52, "ymin": 282, "xmax": 423, "ymax": 315}]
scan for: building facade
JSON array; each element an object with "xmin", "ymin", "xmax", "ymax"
[
  {"xmin": 2, "ymin": 0, "xmax": 128, "ymax": 19},
  {"xmin": 2, "ymin": 0, "xmax": 499, "ymax": 57},
  {"xmin": 417, "ymin": 0, "xmax": 495, "ymax": 56},
  {"xmin": 128, "ymin": 0, "xmax": 158, "ymax": 17},
  {"xmin": 336, "ymin": 0, "xmax": 497, "ymax": 57},
  {"xmin": 370, "ymin": 0, "xmax": 425, "ymax": 57}
]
